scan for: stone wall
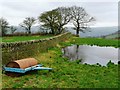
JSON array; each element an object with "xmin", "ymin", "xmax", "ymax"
[{"xmin": 2, "ymin": 32, "xmax": 71, "ymax": 65}]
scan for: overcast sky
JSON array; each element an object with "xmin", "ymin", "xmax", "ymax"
[{"xmin": 0, "ymin": 0, "xmax": 118, "ymax": 27}]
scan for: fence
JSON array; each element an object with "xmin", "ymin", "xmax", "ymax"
[{"xmin": 2, "ymin": 32, "xmax": 71, "ymax": 65}]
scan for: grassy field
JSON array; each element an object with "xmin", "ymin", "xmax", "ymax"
[
  {"xmin": 69, "ymin": 37, "xmax": 119, "ymax": 48},
  {"xmin": 2, "ymin": 36, "xmax": 119, "ymax": 88},
  {"xmin": 2, "ymin": 35, "xmax": 53, "ymax": 42}
]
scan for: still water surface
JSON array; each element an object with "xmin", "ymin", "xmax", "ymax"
[{"xmin": 62, "ymin": 45, "xmax": 119, "ymax": 66}]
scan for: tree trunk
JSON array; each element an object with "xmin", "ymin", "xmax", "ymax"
[
  {"xmin": 28, "ymin": 27, "xmax": 31, "ymax": 34},
  {"xmin": 58, "ymin": 27, "xmax": 61, "ymax": 34},
  {"xmin": 76, "ymin": 28, "xmax": 79, "ymax": 37},
  {"xmin": 51, "ymin": 28, "xmax": 55, "ymax": 35}
]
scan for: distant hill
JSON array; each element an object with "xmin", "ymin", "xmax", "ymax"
[
  {"xmin": 7, "ymin": 26, "xmax": 49, "ymax": 34},
  {"xmin": 66, "ymin": 26, "xmax": 118, "ymax": 37},
  {"xmin": 101, "ymin": 30, "xmax": 120, "ymax": 39},
  {"xmin": 7, "ymin": 26, "xmax": 118, "ymax": 38}
]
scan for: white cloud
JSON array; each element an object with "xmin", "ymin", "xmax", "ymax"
[{"xmin": 0, "ymin": 0, "xmax": 118, "ymax": 27}]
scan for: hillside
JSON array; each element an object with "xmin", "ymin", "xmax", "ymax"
[
  {"xmin": 102, "ymin": 30, "xmax": 120, "ymax": 39},
  {"xmin": 66, "ymin": 26, "xmax": 118, "ymax": 37}
]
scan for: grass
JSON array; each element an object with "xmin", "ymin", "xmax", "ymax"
[
  {"xmin": 2, "ymin": 36, "xmax": 119, "ymax": 88},
  {"xmin": 2, "ymin": 35, "xmax": 53, "ymax": 42},
  {"xmin": 60, "ymin": 37, "xmax": 119, "ymax": 48}
]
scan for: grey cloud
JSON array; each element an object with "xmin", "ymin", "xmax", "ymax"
[{"xmin": 0, "ymin": 1, "xmax": 118, "ymax": 26}]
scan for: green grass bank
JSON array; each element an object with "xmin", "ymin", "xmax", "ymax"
[{"xmin": 2, "ymin": 36, "xmax": 119, "ymax": 88}]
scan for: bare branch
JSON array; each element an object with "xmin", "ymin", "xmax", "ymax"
[
  {"xmin": 19, "ymin": 17, "xmax": 36, "ymax": 34},
  {"xmin": 70, "ymin": 6, "xmax": 96, "ymax": 36}
]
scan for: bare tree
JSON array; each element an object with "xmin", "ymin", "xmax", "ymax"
[
  {"xmin": 71, "ymin": 6, "xmax": 95, "ymax": 36},
  {"xmin": 10, "ymin": 26, "xmax": 17, "ymax": 34},
  {"xmin": 38, "ymin": 7, "xmax": 72, "ymax": 35},
  {"xmin": 38, "ymin": 10, "xmax": 59, "ymax": 35},
  {"xmin": 38, "ymin": 6, "xmax": 95, "ymax": 35},
  {"xmin": 55, "ymin": 7, "xmax": 72, "ymax": 34},
  {"xmin": 20, "ymin": 17, "xmax": 36, "ymax": 34},
  {"xmin": 0, "ymin": 18, "xmax": 9, "ymax": 36}
]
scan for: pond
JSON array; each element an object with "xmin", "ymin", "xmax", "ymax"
[{"xmin": 62, "ymin": 45, "xmax": 119, "ymax": 66}]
